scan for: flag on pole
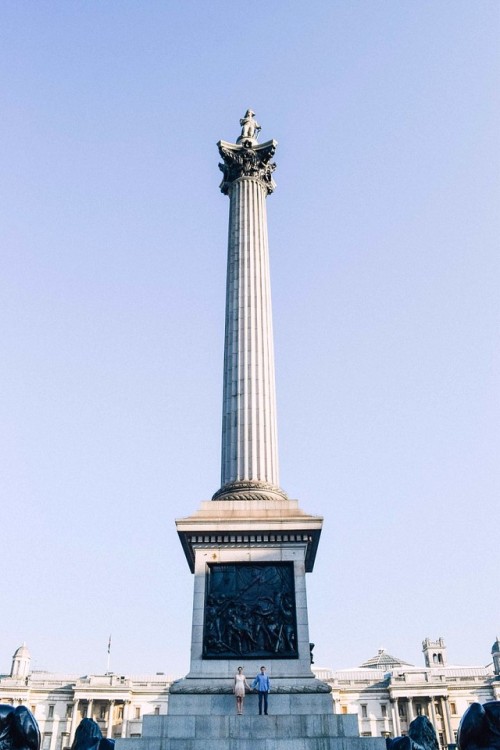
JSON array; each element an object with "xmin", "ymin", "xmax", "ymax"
[{"xmin": 108, "ymin": 635, "xmax": 112, "ymax": 654}]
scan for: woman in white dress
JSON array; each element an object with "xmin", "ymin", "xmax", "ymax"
[{"xmin": 234, "ymin": 666, "xmax": 252, "ymax": 714}]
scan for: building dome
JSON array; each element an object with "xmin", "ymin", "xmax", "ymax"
[
  {"xmin": 359, "ymin": 647, "xmax": 413, "ymax": 670},
  {"xmin": 13, "ymin": 643, "xmax": 31, "ymax": 659},
  {"xmin": 10, "ymin": 642, "xmax": 31, "ymax": 678}
]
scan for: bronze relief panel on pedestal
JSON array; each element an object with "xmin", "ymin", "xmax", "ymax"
[{"xmin": 202, "ymin": 562, "xmax": 298, "ymax": 659}]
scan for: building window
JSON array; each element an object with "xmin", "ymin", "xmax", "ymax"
[
  {"xmin": 48, "ymin": 706, "xmax": 54, "ymax": 719},
  {"xmin": 435, "ymin": 702, "xmax": 442, "ymax": 717},
  {"xmin": 438, "ymin": 732, "xmax": 444, "ymax": 748},
  {"xmin": 381, "ymin": 704, "xmax": 387, "ymax": 718},
  {"xmin": 31, "ymin": 706, "xmax": 36, "ymax": 716},
  {"xmin": 361, "ymin": 732, "xmax": 372, "ymax": 737},
  {"xmin": 42, "ymin": 734, "xmax": 52, "ymax": 750},
  {"xmin": 154, "ymin": 707, "xmax": 160, "ymax": 716},
  {"xmin": 341, "ymin": 706, "xmax": 348, "ymax": 715},
  {"xmin": 398, "ymin": 704, "xmax": 406, "ymax": 718},
  {"xmin": 361, "ymin": 705, "xmax": 367, "ymax": 719},
  {"xmin": 66, "ymin": 705, "xmax": 73, "ymax": 719},
  {"xmin": 416, "ymin": 703, "xmax": 423, "ymax": 717},
  {"xmin": 117, "ymin": 705, "xmax": 124, "ymax": 720},
  {"xmin": 450, "ymin": 702, "xmax": 457, "ymax": 715},
  {"xmin": 99, "ymin": 706, "xmax": 106, "ymax": 720},
  {"xmin": 60, "ymin": 733, "xmax": 70, "ymax": 750},
  {"xmin": 134, "ymin": 707, "xmax": 141, "ymax": 720}
]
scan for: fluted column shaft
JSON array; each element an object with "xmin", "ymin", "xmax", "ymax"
[{"xmin": 221, "ymin": 176, "xmax": 279, "ymax": 487}]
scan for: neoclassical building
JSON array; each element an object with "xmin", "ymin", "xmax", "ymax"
[
  {"xmin": 1, "ymin": 638, "xmax": 499, "ymax": 750},
  {"xmin": 315, "ymin": 637, "xmax": 500, "ymax": 747},
  {"xmin": 0, "ymin": 644, "xmax": 171, "ymax": 750}
]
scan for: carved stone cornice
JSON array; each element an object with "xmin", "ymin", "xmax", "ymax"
[{"xmin": 217, "ymin": 139, "xmax": 277, "ymax": 195}]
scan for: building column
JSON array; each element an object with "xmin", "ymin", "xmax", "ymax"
[
  {"xmin": 429, "ymin": 698, "xmax": 438, "ymax": 731},
  {"xmin": 86, "ymin": 701, "xmax": 93, "ymax": 721},
  {"xmin": 49, "ymin": 720, "xmax": 59, "ymax": 750},
  {"xmin": 407, "ymin": 698, "xmax": 415, "ymax": 723},
  {"xmin": 106, "ymin": 701, "xmax": 115, "ymax": 739},
  {"xmin": 442, "ymin": 697, "xmax": 453, "ymax": 745},
  {"xmin": 390, "ymin": 699, "xmax": 401, "ymax": 737},
  {"xmin": 121, "ymin": 701, "xmax": 130, "ymax": 738},
  {"xmin": 214, "ymin": 122, "xmax": 284, "ymax": 502},
  {"xmin": 69, "ymin": 701, "xmax": 80, "ymax": 744}
]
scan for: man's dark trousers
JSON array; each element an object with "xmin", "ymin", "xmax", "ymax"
[{"xmin": 258, "ymin": 691, "xmax": 268, "ymax": 715}]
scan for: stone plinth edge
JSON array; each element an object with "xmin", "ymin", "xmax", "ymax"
[
  {"xmin": 175, "ymin": 497, "xmax": 323, "ymax": 573},
  {"xmin": 169, "ymin": 678, "xmax": 331, "ymax": 695}
]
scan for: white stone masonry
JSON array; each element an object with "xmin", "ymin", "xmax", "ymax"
[{"xmin": 221, "ymin": 176, "xmax": 279, "ymax": 488}]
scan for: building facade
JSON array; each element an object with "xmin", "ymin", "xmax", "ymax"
[
  {"xmin": 2, "ymin": 638, "xmax": 498, "ymax": 750},
  {"xmin": 315, "ymin": 637, "xmax": 500, "ymax": 748},
  {"xmin": 0, "ymin": 645, "xmax": 171, "ymax": 750}
]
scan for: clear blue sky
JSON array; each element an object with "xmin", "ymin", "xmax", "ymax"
[{"xmin": 1, "ymin": 1, "xmax": 499, "ymax": 678}]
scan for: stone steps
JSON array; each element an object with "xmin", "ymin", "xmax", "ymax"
[{"xmin": 115, "ymin": 714, "xmax": 387, "ymax": 750}]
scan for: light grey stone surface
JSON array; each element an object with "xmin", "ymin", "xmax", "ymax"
[
  {"xmin": 115, "ymin": 711, "xmax": 386, "ymax": 750},
  {"xmin": 165, "ymin": 688, "xmax": 334, "ymax": 717},
  {"xmin": 220, "ymin": 175, "xmax": 279, "ymax": 489}
]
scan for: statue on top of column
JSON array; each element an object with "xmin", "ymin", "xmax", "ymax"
[
  {"xmin": 218, "ymin": 110, "xmax": 277, "ymax": 196},
  {"xmin": 237, "ymin": 110, "xmax": 261, "ymax": 144}
]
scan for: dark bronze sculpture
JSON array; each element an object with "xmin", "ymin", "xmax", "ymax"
[
  {"xmin": 203, "ymin": 562, "xmax": 298, "ymax": 659},
  {"xmin": 0, "ymin": 705, "xmax": 40, "ymax": 750},
  {"xmin": 70, "ymin": 720, "xmax": 114, "ymax": 750},
  {"xmin": 457, "ymin": 701, "xmax": 500, "ymax": 750},
  {"xmin": 386, "ymin": 715, "xmax": 439, "ymax": 750}
]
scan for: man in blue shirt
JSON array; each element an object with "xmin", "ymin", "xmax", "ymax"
[{"xmin": 251, "ymin": 666, "xmax": 270, "ymax": 715}]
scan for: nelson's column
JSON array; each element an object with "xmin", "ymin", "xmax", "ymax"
[{"xmin": 116, "ymin": 113, "xmax": 385, "ymax": 750}]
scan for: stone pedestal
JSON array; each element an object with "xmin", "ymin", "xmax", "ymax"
[{"xmin": 113, "ymin": 494, "xmax": 386, "ymax": 749}]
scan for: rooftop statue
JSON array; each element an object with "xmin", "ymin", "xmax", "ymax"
[
  {"xmin": 237, "ymin": 109, "xmax": 261, "ymax": 144},
  {"xmin": 386, "ymin": 716, "xmax": 439, "ymax": 750},
  {"xmin": 0, "ymin": 705, "xmax": 40, "ymax": 750},
  {"xmin": 457, "ymin": 701, "xmax": 500, "ymax": 750}
]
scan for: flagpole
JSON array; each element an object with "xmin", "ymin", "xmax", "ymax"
[{"xmin": 107, "ymin": 635, "xmax": 111, "ymax": 674}]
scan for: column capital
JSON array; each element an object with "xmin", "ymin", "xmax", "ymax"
[{"xmin": 217, "ymin": 139, "xmax": 277, "ymax": 195}]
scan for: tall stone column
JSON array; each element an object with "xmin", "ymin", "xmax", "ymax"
[
  {"xmin": 174, "ymin": 110, "xmax": 324, "ymax": 709},
  {"xmin": 213, "ymin": 115, "xmax": 285, "ymax": 503}
]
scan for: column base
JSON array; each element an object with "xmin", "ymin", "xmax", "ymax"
[{"xmin": 212, "ymin": 481, "xmax": 288, "ymax": 502}]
